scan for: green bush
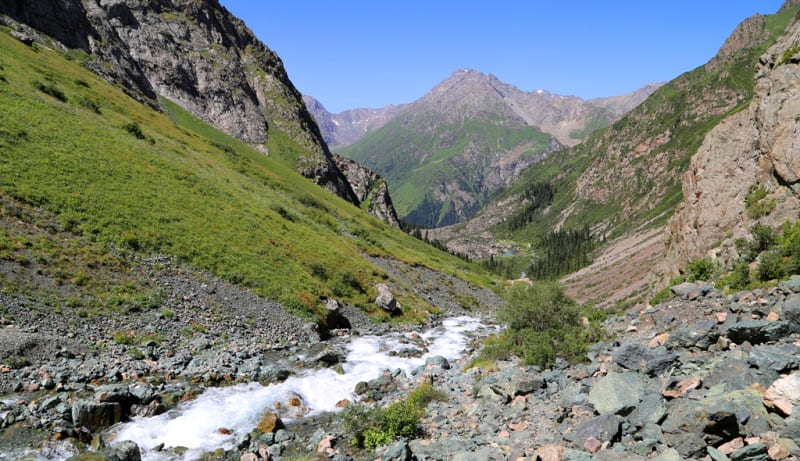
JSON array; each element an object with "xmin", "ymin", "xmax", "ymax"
[
  {"xmin": 723, "ymin": 262, "xmax": 752, "ymax": 290},
  {"xmin": 342, "ymin": 383, "xmax": 435, "ymax": 449},
  {"xmin": 685, "ymin": 258, "xmax": 716, "ymax": 282},
  {"xmin": 479, "ymin": 281, "xmax": 602, "ymax": 368},
  {"xmin": 757, "ymin": 250, "xmax": 784, "ymax": 281},
  {"xmin": 745, "ymin": 184, "xmax": 776, "ymax": 218}
]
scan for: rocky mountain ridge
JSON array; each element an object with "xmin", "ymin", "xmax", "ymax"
[
  {"xmin": 665, "ymin": 11, "xmax": 800, "ymax": 278},
  {"xmin": 0, "ymin": 0, "xmax": 401, "ymax": 225},
  {"xmin": 302, "ymin": 95, "xmax": 405, "ymax": 149},
  {"xmin": 428, "ymin": 4, "xmax": 800, "ymax": 309},
  {"xmin": 337, "ymin": 69, "xmax": 658, "ymax": 228}
]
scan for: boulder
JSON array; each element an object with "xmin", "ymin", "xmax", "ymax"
[
  {"xmin": 779, "ymin": 276, "xmax": 800, "ymax": 294},
  {"xmin": 66, "ymin": 440, "xmax": 141, "ymax": 461},
  {"xmin": 661, "ymin": 389, "xmax": 769, "ymax": 458},
  {"xmin": 764, "ymin": 372, "xmax": 800, "ymax": 416},
  {"xmin": 587, "ymin": 372, "xmax": 644, "ymax": 415},
  {"xmin": 572, "ymin": 414, "xmax": 623, "ymax": 445},
  {"xmin": 383, "ymin": 439, "xmax": 413, "ymax": 461},
  {"xmin": 375, "ymin": 283, "xmax": 400, "ymax": 314},
  {"xmin": 476, "ymin": 385, "xmax": 510, "ymax": 405},
  {"xmin": 671, "ymin": 282, "xmax": 710, "ymax": 299},
  {"xmin": 726, "ymin": 320, "xmax": 790, "ymax": 345},
  {"xmin": 425, "ymin": 355, "xmax": 451, "ymax": 370},
  {"xmin": 72, "ymin": 400, "xmax": 122, "ymax": 433},
  {"xmin": 783, "ymin": 293, "xmax": 800, "ymax": 332},
  {"xmin": 747, "ymin": 344, "xmax": 800, "ymax": 372},
  {"xmin": 729, "ymin": 442, "xmax": 768, "ymax": 461},
  {"xmin": 665, "ymin": 321, "xmax": 719, "ymax": 350}
]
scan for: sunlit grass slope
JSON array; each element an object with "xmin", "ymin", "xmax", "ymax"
[{"xmin": 0, "ymin": 30, "xmax": 496, "ymax": 321}]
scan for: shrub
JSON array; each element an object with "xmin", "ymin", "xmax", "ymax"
[
  {"xmin": 685, "ymin": 258, "xmax": 716, "ymax": 282},
  {"xmin": 745, "ymin": 184, "xmax": 776, "ymax": 218},
  {"xmin": 122, "ymin": 122, "xmax": 146, "ymax": 140},
  {"xmin": 34, "ymin": 80, "xmax": 67, "ymax": 102},
  {"xmin": 723, "ymin": 262, "xmax": 752, "ymax": 290},
  {"xmin": 342, "ymin": 382, "xmax": 434, "ymax": 449},
  {"xmin": 112, "ymin": 330, "xmax": 137, "ymax": 345},
  {"xmin": 482, "ymin": 281, "xmax": 600, "ymax": 368},
  {"xmin": 497, "ymin": 282, "xmax": 580, "ymax": 333},
  {"xmin": 757, "ymin": 250, "xmax": 784, "ymax": 281}
]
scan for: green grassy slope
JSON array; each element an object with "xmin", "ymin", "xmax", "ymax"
[
  {"xmin": 0, "ymin": 30, "xmax": 496, "ymax": 321},
  {"xmin": 340, "ymin": 112, "xmax": 552, "ymax": 228},
  {"xmin": 497, "ymin": 8, "xmax": 799, "ymax": 246}
]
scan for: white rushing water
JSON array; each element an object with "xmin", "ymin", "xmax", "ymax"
[{"xmin": 108, "ymin": 316, "xmax": 489, "ymax": 461}]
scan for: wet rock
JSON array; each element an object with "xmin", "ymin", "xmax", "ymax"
[
  {"xmin": 425, "ymin": 355, "xmax": 451, "ymax": 370},
  {"xmin": 67, "ymin": 440, "xmax": 141, "ymax": 461},
  {"xmin": 587, "ymin": 372, "xmax": 644, "ymax": 415},
  {"xmin": 72, "ymin": 400, "xmax": 122, "ymax": 433}
]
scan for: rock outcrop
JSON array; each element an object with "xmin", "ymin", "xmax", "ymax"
[
  {"xmin": 665, "ymin": 13, "xmax": 800, "ymax": 276},
  {"xmin": 333, "ymin": 155, "xmax": 400, "ymax": 228},
  {"xmin": 0, "ymin": 0, "xmax": 401, "ymax": 226}
]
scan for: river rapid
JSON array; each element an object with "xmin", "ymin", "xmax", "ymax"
[{"xmin": 99, "ymin": 316, "xmax": 491, "ymax": 461}]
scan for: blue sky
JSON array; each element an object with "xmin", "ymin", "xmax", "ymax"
[{"xmin": 220, "ymin": 1, "xmax": 786, "ymax": 113}]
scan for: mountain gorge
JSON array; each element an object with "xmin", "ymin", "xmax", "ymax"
[
  {"xmin": 336, "ymin": 69, "xmax": 658, "ymax": 228},
  {"xmin": 430, "ymin": 4, "xmax": 800, "ymax": 308}
]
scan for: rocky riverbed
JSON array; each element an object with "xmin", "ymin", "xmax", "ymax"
[{"xmin": 4, "ymin": 273, "xmax": 800, "ymax": 460}]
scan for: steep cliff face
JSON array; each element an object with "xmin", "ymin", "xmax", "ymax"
[
  {"xmin": 0, "ymin": 0, "xmax": 402, "ymax": 226},
  {"xmin": 665, "ymin": 13, "xmax": 800, "ymax": 276}
]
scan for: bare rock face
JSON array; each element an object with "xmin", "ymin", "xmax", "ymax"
[
  {"xmin": 665, "ymin": 16, "xmax": 800, "ymax": 277},
  {"xmin": 0, "ymin": 0, "xmax": 406, "ymax": 225},
  {"xmin": 333, "ymin": 155, "xmax": 400, "ymax": 228}
]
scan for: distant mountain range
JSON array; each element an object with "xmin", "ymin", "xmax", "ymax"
[{"xmin": 311, "ymin": 70, "xmax": 660, "ymax": 227}]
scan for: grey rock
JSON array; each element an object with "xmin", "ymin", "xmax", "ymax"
[
  {"xmin": 729, "ymin": 442, "xmax": 768, "ymax": 461},
  {"xmin": 612, "ymin": 341, "xmax": 652, "ymax": 371},
  {"xmin": 705, "ymin": 357, "xmax": 777, "ymax": 391},
  {"xmin": 628, "ymin": 392, "xmax": 667, "ymax": 428},
  {"xmin": 476, "ymin": 385, "xmax": 510, "ymax": 405},
  {"xmin": 665, "ymin": 321, "xmax": 719, "ymax": 350},
  {"xmin": 425, "ymin": 355, "xmax": 451, "ymax": 370},
  {"xmin": 383, "ymin": 439, "xmax": 413, "ymax": 461},
  {"xmin": 572, "ymin": 414, "xmax": 623, "ymax": 444},
  {"xmin": 671, "ymin": 282, "xmax": 709, "ymax": 299},
  {"xmin": 708, "ymin": 446, "xmax": 731, "ymax": 461},
  {"xmin": 375, "ymin": 283, "xmax": 400, "ymax": 314},
  {"xmin": 779, "ymin": 276, "xmax": 800, "ymax": 294},
  {"xmin": 563, "ymin": 449, "xmax": 595, "ymax": 461},
  {"xmin": 784, "ymin": 292, "xmax": 800, "ymax": 332},
  {"xmin": 72, "ymin": 400, "xmax": 122, "ymax": 433},
  {"xmin": 661, "ymin": 389, "xmax": 769, "ymax": 458},
  {"xmin": 650, "ymin": 448, "xmax": 682, "ymax": 461},
  {"xmin": 587, "ymin": 372, "xmax": 644, "ymax": 415},
  {"xmin": 726, "ymin": 320, "xmax": 790, "ymax": 344},
  {"xmin": 747, "ymin": 344, "xmax": 800, "ymax": 372}
]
